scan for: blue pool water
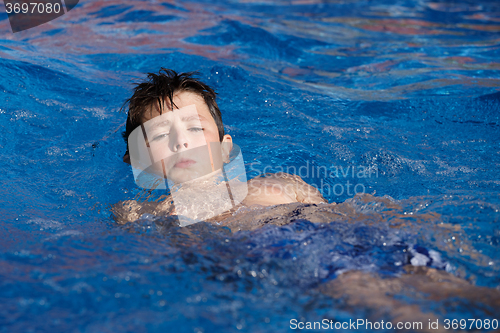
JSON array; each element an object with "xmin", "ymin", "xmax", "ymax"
[{"xmin": 0, "ymin": 0, "xmax": 499, "ymax": 331}]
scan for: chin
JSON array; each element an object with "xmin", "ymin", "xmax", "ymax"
[{"xmin": 167, "ymin": 170, "xmax": 200, "ymax": 185}]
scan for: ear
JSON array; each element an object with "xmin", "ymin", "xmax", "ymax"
[{"xmin": 221, "ymin": 134, "xmax": 233, "ymax": 163}]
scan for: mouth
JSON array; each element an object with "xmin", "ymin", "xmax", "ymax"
[{"xmin": 174, "ymin": 158, "xmax": 196, "ymax": 168}]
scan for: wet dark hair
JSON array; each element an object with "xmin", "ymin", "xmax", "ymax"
[{"xmin": 121, "ymin": 68, "xmax": 224, "ymax": 158}]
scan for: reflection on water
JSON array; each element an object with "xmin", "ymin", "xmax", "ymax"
[{"xmin": 1, "ymin": 0, "xmax": 499, "ymax": 100}]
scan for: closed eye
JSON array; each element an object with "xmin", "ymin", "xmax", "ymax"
[
  {"xmin": 152, "ymin": 133, "xmax": 169, "ymax": 141},
  {"xmin": 189, "ymin": 127, "xmax": 204, "ymax": 132}
]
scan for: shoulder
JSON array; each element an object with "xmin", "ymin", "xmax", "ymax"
[{"xmin": 244, "ymin": 172, "xmax": 327, "ymax": 206}]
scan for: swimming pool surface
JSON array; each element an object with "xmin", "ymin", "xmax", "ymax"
[{"xmin": 0, "ymin": 0, "xmax": 499, "ymax": 331}]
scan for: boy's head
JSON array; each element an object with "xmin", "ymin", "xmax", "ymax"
[
  {"xmin": 123, "ymin": 69, "xmax": 233, "ymax": 186},
  {"xmin": 122, "ymin": 69, "xmax": 230, "ymax": 165}
]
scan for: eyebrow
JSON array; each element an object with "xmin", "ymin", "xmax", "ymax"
[
  {"xmin": 148, "ymin": 114, "xmax": 207, "ymax": 129},
  {"xmin": 181, "ymin": 114, "xmax": 207, "ymax": 122}
]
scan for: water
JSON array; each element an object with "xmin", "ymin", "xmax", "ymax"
[{"xmin": 0, "ymin": 0, "xmax": 499, "ymax": 331}]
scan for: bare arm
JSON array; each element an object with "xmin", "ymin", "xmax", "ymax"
[{"xmin": 111, "ymin": 195, "xmax": 175, "ymax": 224}]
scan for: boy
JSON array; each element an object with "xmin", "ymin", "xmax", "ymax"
[{"xmin": 113, "ymin": 68, "xmax": 326, "ymax": 225}]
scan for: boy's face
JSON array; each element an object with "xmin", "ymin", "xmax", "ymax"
[{"xmin": 138, "ymin": 91, "xmax": 232, "ymax": 184}]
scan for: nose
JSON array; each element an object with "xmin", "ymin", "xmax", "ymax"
[{"xmin": 169, "ymin": 126, "xmax": 189, "ymax": 152}]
